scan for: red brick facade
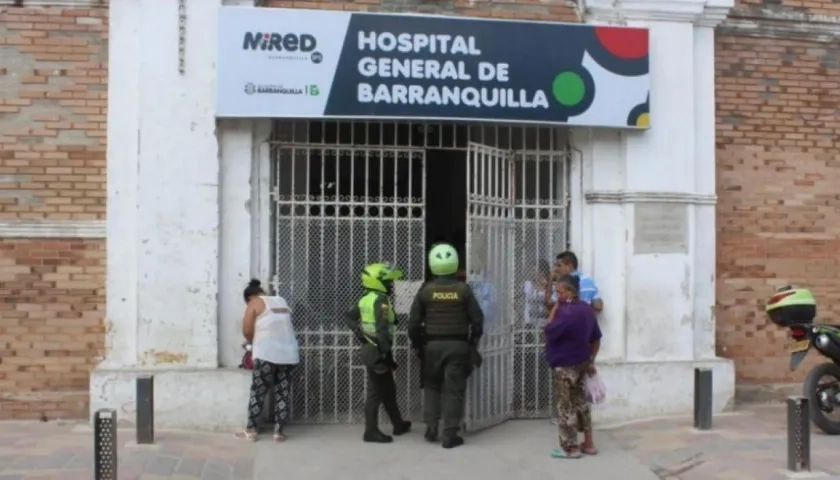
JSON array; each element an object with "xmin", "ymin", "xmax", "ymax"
[
  {"xmin": 715, "ymin": 12, "xmax": 840, "ymax": 383},
  {"xmin": 0, "ymin": 5, "xmax": 107, "ymax": 419}
]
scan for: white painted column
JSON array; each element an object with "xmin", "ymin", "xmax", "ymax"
[
  {"xmin": 105, "ymin": 0, "xmax": 222, "ymax": 369},
  {"xmin": 692, "ymin": 14, "xmax": 721, "ymax": 359},
  {"xmin": 570, "ymin": 129, "xmax": 628, "ymax": 362},
  {"xmin": 217, "ymin": 120, "xmax": 272, "ymax": 368},
  {"xmin": 622, "ymin": 20, "xmax": 697, "ymax": 362},
  {"xmin": 103, "ymin": 0, "xmax": 141, "ymax": 368},
  {"xmin": 579, "ymin": 0, "xmax": 732, "ymax": 363}
]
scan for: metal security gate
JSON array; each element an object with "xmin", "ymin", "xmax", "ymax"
[
  {"xmin": 464, "ymin": 143, "xmax": 516, "ymax": 432},
  {"xmin": 511, "ymin": 151, "xmax": 571, "ymax": 418},
  {"xmin": 270, "ymin": 141, "xmax": 427, "ymax": 423},
  {"xmin": 268, "ymin": 120, "xmax": 571, "ymax": 425}
]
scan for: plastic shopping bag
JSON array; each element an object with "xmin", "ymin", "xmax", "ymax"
[{"xmin": 584, "ymin": 372, "xmax": 606, "ymax": 405}]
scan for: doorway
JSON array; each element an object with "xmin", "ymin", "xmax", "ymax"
[
  {"xmin": 424, "ymin": 149, "xmax": 467, "ymax": 280},
  {"xmin": 267, "ymin": 119, "xmax": 572, "ymax": 426}
]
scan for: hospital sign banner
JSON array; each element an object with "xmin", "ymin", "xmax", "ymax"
[{"xmin": 216, "ymin": 7, "xmax": 651, "ymax": 129}]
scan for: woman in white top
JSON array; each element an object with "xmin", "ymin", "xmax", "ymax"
[{"xmin": 235, "ymin": 279, "xmax": 300, "ymax": 442}]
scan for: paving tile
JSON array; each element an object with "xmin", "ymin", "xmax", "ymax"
[{"xmin": 0, "ymin": 404, "xmax": 837, "ymax": 479}]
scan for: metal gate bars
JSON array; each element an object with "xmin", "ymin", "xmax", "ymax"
[
  {"xmin": 271, "ymin": 144, "xmax": 427, "ymax": 423},
  {"xmin": 269, "ymin": 120, "xmax": 571, "ymax": 425}
]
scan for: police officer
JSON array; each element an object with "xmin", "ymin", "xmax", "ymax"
[
  {"xmin": 344, "ymin": 262, "xmax": 412, "ymax": 443},
  {"xmin": 408, "ymin": 243, "xmax": 484, "ymax": 449}
]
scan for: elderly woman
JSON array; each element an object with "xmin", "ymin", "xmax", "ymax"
[
  {"xmin": 235, "ymin": 279, "xmax": 300, "ymax": 442},
  {"xmin": 545, "ymin": 274, "xmax": 601, "ymax": 459}
]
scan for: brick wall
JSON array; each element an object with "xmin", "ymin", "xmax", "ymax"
[
  {"xmin": 0, "ymin": 5, "xmax": 107, "ymax": 418},
  {"xmin": 261, "ymin": 0, "xmax": 580, "ymax": 22},
  {"xmin": 715, "ymin": 13, "xmax": 840, "ymax": 382}
]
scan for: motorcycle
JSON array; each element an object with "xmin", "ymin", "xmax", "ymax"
[{"xmin": 766, "ymin": 286, "xmax": 840, "ymax": 434}]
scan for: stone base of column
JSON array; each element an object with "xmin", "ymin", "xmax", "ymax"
[
  {"xmin": 90, "ymin": 358, "xmax": 734, "ymax": 430},
  {"xmin": 593, "ymin": 357, "xmax": 735, "ymax": 425},
  {"xmin": 89, "ymin": 367, "xmax": 251, "ymax": 431}
]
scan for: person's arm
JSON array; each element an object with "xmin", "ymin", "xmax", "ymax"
[
  {"xmin": 590, "ymin": 279, "xmax": 604, "ymax": 313},
  {"xmin": 588, "ymin": 317, "xmax": 603, "ymax": 372},
  {"xmin": 544, "ymin": 285, "xmax": 556, "ymax": 310},
  {"xmin": 464, "ymin": 285, "xmax": 485, "ymax": 344},
  {"xmin": 547, "ymin": 302, "xmax": 559, "ymax": 322},
  {"xmin": 343, "ymin": 305, "xmax": 366, "ymax": 344},
  {"xmin": 407, "ymin": 289, "xmax": 426, "ymax": 349},
  {"xmin": 241, "ymin": 299, "xmax": 259, "ymax": 345},
  {"xmin": 590, "ymin": 339, "xmax": 601, "ymax": 361},
  {"xmin": 373, "ymin": 295, "xmax": 392, "ymax": 355}
]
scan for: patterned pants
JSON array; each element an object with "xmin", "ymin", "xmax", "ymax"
[
  {"xmin": 247, "ymin": 359, "xmax": 291, "ymax": 434},
  {"xmin": 553, "ymin": 363, "xmax": 592, "ymax": 450}
]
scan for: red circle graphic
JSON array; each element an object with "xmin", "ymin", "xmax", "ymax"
[{"xmin": 595, "ymin": 26, "xmax": 648, "ymax": 60}]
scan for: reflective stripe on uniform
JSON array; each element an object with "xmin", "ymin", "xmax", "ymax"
[{"xmin": 358, "ymin": 291, "xmax": 396, "ymax": 345}]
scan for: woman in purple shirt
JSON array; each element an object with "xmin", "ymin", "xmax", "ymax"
[{"xmin": 545, "ymin": 275, "xmax": 601, "ymax": 459}]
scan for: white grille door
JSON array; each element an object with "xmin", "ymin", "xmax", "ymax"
[
  {"xmin": 463, "ymin": 142, "xmax": 515, "ymax": 432},
  {"xmin": 270, "ymin": 145, "xmax": 427, "ymax": 423}
]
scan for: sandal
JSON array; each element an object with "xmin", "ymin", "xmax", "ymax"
[
  {"xmin": 234, "ymin": 430, "xmax": 258, "ymax": 442},
  {"xmin": 580, "ymin": 443, "xmax": 598, "ymax": 455},
  {"xmin": 273, "ymin": 433, "xmax": 286, "ymax": 443},
  {"xmin": 551, "ymin": 448, "xmax": 582, "ymax": 459}
]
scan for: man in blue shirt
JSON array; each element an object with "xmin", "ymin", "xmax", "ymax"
[
  {"xmin": 547, "ymin": 250, "xmax": 602, "ymax": 427},
  {"xmin": 550, "ymin": 251, "xmax": 603, "ymax": 313}
]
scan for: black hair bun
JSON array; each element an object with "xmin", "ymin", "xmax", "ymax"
[{"xmin": 248, "ymin": 279, "xmax": 261, "ymax": 288}]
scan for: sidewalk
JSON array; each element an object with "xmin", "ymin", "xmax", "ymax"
[
  {"xmin": 0, "ymin": 419, "xmax": 658, "ymax": 480},
  {"xmin": 1, "ymin": 404, "xmax": 838, "ymax": 479},
  {"xmin": 604, "ymin": 403, "xmax": 840, "ymax": 479}
]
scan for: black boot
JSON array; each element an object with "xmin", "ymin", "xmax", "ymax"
[
  {"xmin": 393, "ymin": 421, "xmax": 412, "ymax": 436},
  {"xmin": 424, "ymin": 425, "xmax": 439, "ymax": 443},
  {"xmin": 442, "ymin": 435, "xmax": 465, "ymax": 449},
  {"xmin": 363, "ymin": 430, "xmax": 393, "ymax": 443}
]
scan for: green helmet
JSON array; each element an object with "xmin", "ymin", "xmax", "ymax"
[
  {"xmin": 360, "ymin": 262, "xmax": 404, "ymax": 293},
  {"xmin": 429, "ymin": 243, "xmax": 459, "ymax": 276}
]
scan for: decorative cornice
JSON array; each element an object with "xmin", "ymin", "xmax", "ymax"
[
  {"xmin": 697, "ymin": 0, "xmax": 733, "ymax": 27},
  {"xmin": 720, "ymin": 7, "xmax": 840, "ymax": 42},
  {"xmin": 0, "ymin": 0, "xmax": 107, "ymax": 5},
  {"xmin": 585, "ymin": 0, "xmax": 733, "ymax": 26},
  {"xmin": 585, "ymin": 191, "xmax": 717, "ymax": 205},
  {"xmin": 0, "ymin": 220, "xmax": 105, "ymax": 238}
]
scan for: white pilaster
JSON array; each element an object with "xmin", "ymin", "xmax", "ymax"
[
  {"xmin": 218, "ymin": 119, "xmax": 272, "ymax": 368},
  {"xmin": 103, "ymin": 0, "xmax": 222, "ymax": 369},
  {"xmin": 570, "ymin": 129, "xmax": 628, "ymax": 362},
  {"xmin": 577, "ymin": 0, "xmax": 733, "ymax": 362},
  {"xmin": 103, "ymin": 0, "xmax": 141, "ymax": 368},
  {"xmin": 692, "ymin": 4, "xmax": 728, "ymax": 359}
]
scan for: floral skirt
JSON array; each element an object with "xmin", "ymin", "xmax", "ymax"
[{"xmin": 553, "ymin": 363, "xmax": 592, "ymax": 449}]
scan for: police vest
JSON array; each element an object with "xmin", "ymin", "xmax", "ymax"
[
  {"xmin": 358, "ymin": 291, "xmax": 396, "ymax": 345},
  {"xmin": 423, "ymin": 282, "xmax": 470, "ymax": 338}
]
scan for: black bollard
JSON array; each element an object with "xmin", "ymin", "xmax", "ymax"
[
  {"xmin": 693, "ymin": 368, "xmax": 713, "ymax": 430},
  {"xmin": 787, "ymin": 396, "xmax": 811, "ymax": 472},
  {"xmin": 94, "ymin": 408, "xmax": 118, "ymax": 480},
  {"xmin": 136, "ymin": 375, "xmax": 154, "ymax": 444}
]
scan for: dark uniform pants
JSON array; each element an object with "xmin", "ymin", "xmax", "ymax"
[
  {"xmin": 361, "ymin": 344, "xmax": 403, "ymax": 433},
  {"xmin": 422, "ymin": 340, "xmax": 471, "ymax": 437}
]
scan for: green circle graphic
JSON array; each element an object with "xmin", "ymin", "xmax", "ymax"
[{"xmin": 552, "ymin": 72, "xmax": 585, "ymax": 106}]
